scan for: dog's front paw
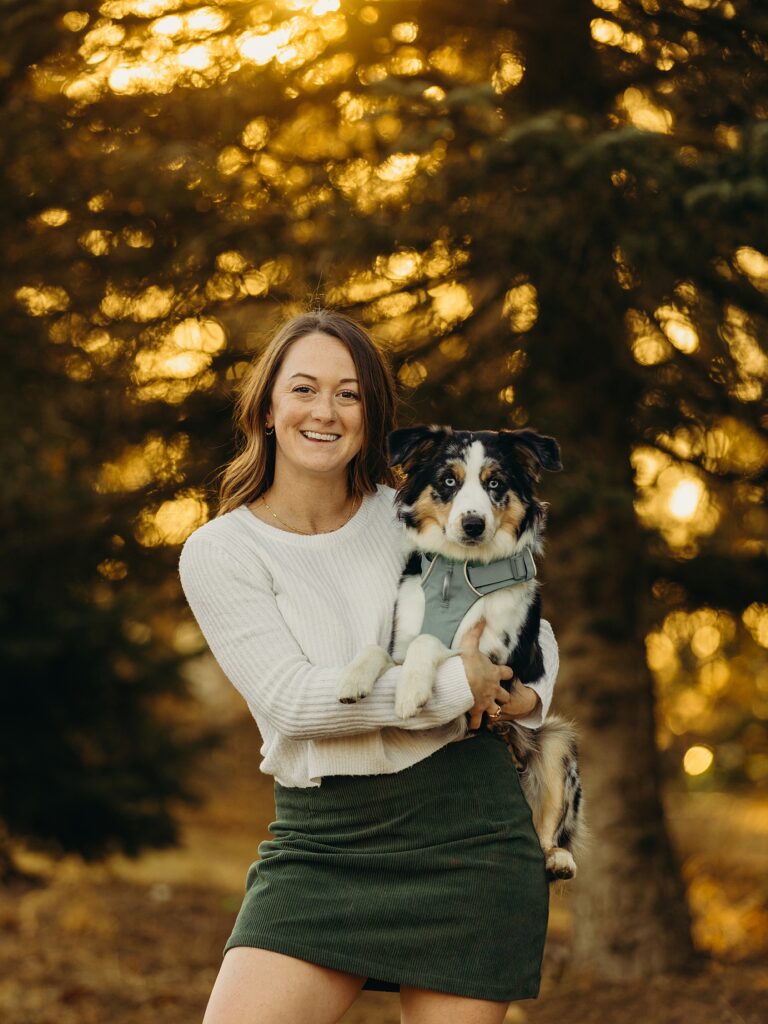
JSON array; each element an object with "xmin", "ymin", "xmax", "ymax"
[
  {"xmin": 337, "ymin": 646, "xmax": 393, "ymax": 704},
  {"xmin": 545, "ymin": 847, "xmax": 577, "ymax": 881},
  {"xmin": 394, "ymin": 669, "xmax": 435, "ymax": 719}
]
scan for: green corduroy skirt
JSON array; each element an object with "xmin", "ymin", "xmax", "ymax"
[{"xmin": 223, "ymin": 730, "xmax": 549, "ymax": 1002}]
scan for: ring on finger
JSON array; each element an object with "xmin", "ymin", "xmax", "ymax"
[{"xmin": 489, "ymin": 705, "xmax": 502, "ymax": 719}]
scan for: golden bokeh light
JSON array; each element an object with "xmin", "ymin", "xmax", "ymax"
[
  {"xmin": 655, "ymin": 304, "xmax": 700, "ymax": 354},
  {"xmin": 591, "ymin": 17, "xmax": 645, "ymax": 56},
  {"xmin": 721, "ymin": 305, "xmax": 768, "ymax": 402},
  {"xmin": 428, "ymin": 282, "xmax": 474, "ymax": 329},
  {"xmin": 699, "ymin": 658, "xmax": 731, "ymax": 695},
  {"xmin": 171, "ymin": 318, "xmax": 227, "ymax": 353},
  {"xmin": 238, "ymin": 24, "xmax": 296, "ymax": 66},
  {"xmin": 134, "ymin": 346, "xmax": 212, "ymax": 382},
  {"xmin": 36, "ymin": 208, "xmax": 71, "ymax": 227},
  {"xmin": 241, "ymin": 118, "xmax": 270, "ymax": 150},
  {"xmin": 101, "ymin": 284, "xmax": 174, "ymax": 322},
  {"xmin": 16, "ymin": 285, "xmax": 70, "ymax": 316},
  {"xmin": 96, "ymin": 434, "xmax": 190, "ymax": 493},
  {"xmin": 439, "ymin": 336, "xmax": 468, "ymax": 360},
  {"xmin": 492, "ymin": 52, "xmax": 524, "ymax": 94},
  {"xmin": 743, "ymin": 605, "xmax": 768, "ymax": 649},
  {"xmin": 384, "ymin": 250, "xmax": 421, "ymax": 283},
  {"xmin": 62, "ymin": 10, "xmax": 90, "ymax": 31},
  {"xmin": 503, "ymin": 282, "xmax": 538, "ymax": 333},
  {"xmin": 101, "ymin": 0, "xmax": 185, "ymax": 16},
  {"xmin": 691, "ymin": 624, "xmax": 722, "ymax": 660},
  {"xmin": 646, "ymin": 630, "xmax": 678, "ymax": 678},
  {"xmin": 397, "ymin": 360, "xmax": 428, "ymax": 388},
  {"xmin": 79, "ymin": 229, "xmax": 114, "ymax": 256},
  {"xmin": 632, "ymin": 448, "xmax": 720, "ymax": 555},
  {"xmin": 58, "ymin": 2, "xmax": 355, "ymax": 104},
  {"xmin": 734, "ymin": 246, "xmax": 768, "ymax": 291},
  {"xmin": 667, "ymin": 478, "xmax": 704, "ymax": 521},
  {"xmin": 136, "ymin": 492, "xmax": 209, "ymax": 546},
  {"xmin": 591, "ymin": 18, "xmax": 623, "ymax": 46},
  {"xmin": 97, "ymin": 558, "xmax": 129, "ymax": 580},
  {"xmin": 684, "ymin": 745, "xmax": 714, "ymax": 776},
  {"xmin": 365, "ymin": 292, "xmax": 419, "ymax": 321},
  {"xmin": 627, "ymin": 308, "xmax": 673, "ymax": 365},
  {"xmin": 358, "ymin": 5, "xmax": 378, "ymax": 25},
  {"xmin": 616, "ymin": 86, "xmax": 673, "ymax": 133}
]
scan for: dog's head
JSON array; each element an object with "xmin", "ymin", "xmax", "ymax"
[{"xmin": 387, "ymin": 425, "xmax": 562, "ymax": 562}]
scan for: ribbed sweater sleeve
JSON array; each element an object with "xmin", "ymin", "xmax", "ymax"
[
  {"xmin": 514, "ymin": 618, "xmax": 559, "ymax": 729},
  {"xmin": 178, "ymin": 535, "xmax": 476, "ymax": 742}
]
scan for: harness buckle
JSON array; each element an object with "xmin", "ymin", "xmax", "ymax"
[
  {"xmin": 440, "ymin": 563, "xmax": 454, "ymax": 604},
  {"xmin": 510, "ymin": 548, "xmax": 536, "ymax": 581}
]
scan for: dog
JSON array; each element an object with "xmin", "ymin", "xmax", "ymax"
[{"xmin": 337, "ymin": 425, "xmax": 584, "ymax": 881}]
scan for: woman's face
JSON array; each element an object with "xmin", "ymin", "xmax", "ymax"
[{"xmin": 266, "ymin": 332, "xmax": 365, "ymax": 487}]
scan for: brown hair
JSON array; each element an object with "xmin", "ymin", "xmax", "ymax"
[{"xmin": 216, "ymin": 310, "xmax": 398, "ymax": 516}]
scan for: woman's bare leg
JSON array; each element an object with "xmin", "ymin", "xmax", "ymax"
[
  {"xmin": 399, "ymin": 984, "xmax": 510, "ymax": 1024},
  {"xmin": 202, "ymin": 947, "xmax": 367, "ymax": 1024}
]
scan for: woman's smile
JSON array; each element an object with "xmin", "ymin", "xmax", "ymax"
[{"xmin": 301, "ymin": 430, "xmax": 342, "ymax": 442}]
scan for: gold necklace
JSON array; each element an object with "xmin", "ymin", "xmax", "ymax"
[{"xmin": 260, "ymin": 495, "xmax": 360, "ymax": 535}]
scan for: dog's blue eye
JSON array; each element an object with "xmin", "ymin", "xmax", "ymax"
[
  {"xmin": 444, "ymin": 477, "xmax": 456, "ymax": 487},
  {"xmin": 489, "ymin": 479, "xmax": 500, "ymax": 489}
]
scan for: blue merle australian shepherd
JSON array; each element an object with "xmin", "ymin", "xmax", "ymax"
[{"xmin": 338, "ymin": 425, "xmax": 585, "ymax": 881}]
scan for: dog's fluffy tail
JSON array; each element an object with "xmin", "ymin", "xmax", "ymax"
[{"xmin": 493, "ymin": 714, "xmax": 589, "ymax": 883}]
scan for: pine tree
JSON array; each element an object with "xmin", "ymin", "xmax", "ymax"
[{"xmin": 0, "ymin": 1, "xmax": 222, "ymax": 880}]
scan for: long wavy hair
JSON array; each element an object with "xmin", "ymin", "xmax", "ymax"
[{"xmin": 216, "ymin": 310, "xmax": 398, "ymax": 516}]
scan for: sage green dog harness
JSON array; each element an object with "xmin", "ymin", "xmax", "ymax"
[{"xmin": 420, "ymin": 549, "xmax": 537, "ymax": 648}]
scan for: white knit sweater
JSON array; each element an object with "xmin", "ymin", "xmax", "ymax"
[{"xmin": 178, "ymin": 484, "xmax": 559, "ymax": 788}]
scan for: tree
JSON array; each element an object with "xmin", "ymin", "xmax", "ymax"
[{"xmin": 0, "ymin": 1, "xmax": 221, "ymax": 880}]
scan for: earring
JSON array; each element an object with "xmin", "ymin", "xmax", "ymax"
[{"xmin": 265, "ymin": 425, "xmax": 274, "ymax": 437}]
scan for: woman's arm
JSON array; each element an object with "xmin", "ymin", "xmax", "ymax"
[
  {"xmin": 507, "ymin": 618, "xmax": 560, "ymax": 729},
  {"xmin": 178, "ymin": 535, "xmax": 476, "ymax": 742}
]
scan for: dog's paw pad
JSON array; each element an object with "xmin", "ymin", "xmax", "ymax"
[
  {"xmin": 336, "ymin": 678, "xmax": 373, "ymax": 704},
  {"xmin": 397, "ymin": 696, "xmax": 428, "ymax": 720},
  {"xmin": 545, "ymin": 847, "xmax": 576, "ymax": 881}
]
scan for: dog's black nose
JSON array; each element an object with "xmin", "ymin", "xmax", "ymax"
[{"xmin": 462, "ymin": 515, "xmax": 485, "ymax": 539}]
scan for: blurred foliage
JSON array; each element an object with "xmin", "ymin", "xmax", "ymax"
[{"xmin": 2, "ymin": 0, "xmax": 767, "ymax": 895}]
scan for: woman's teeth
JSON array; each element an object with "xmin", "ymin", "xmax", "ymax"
[{"xmin": 301, "ymin": 431, "xmax": 340, "ymax": 442}]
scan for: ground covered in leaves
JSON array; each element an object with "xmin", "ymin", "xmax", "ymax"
[{"xmin": 2, "ymin": 713, "xmax": 766, "ymax": 1024}]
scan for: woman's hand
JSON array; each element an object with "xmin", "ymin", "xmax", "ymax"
[
  {"xmin": 459, "ymin": 619, "xmax": 541, "ymax": 730},
  {"xmin": 492, "ymin": 679, "xmax": 540, "ymax": 721},
  {"xmin": 459, "ymin": 619, "xmax": 514, "ymax": 731}
]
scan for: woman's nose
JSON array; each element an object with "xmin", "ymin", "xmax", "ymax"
[{"xmin": 311, "ymin": 393, "xmax": 336, "ymax": 420}]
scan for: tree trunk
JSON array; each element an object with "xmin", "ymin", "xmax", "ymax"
[
  {"xmin": 495, "ymin": 0, "xmax": 705, "ymax": 970},
  {"xmin": 529, "ymin": 286, "xmax": 702, "ymax": 978},
  {"xmin": 544, "ymin": 523, "xmax": 702, "ymax": 979}
]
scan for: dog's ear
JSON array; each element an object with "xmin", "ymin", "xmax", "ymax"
[
  {"xmin": 387, "ymin": 425, "xmax": 450, "ymax": 470},
  {"xmin": 498, "ymin": 429, "xmax": 562, "ymax": 478}
]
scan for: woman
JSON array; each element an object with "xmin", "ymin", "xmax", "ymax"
[{"xmin": 178, "ymin": 309, "xmax": 560, "ymax": 1024}]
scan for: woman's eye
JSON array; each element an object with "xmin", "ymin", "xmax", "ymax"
[
  {"xmin": 338, "ymin": 390, "xmax": 360, "ymax": 400},
  {"xmin": 292, "ymin": 385, "xmax": 313, "ymax": 394}
]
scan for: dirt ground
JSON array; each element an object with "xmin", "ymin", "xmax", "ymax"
[{"xmin": 2, "ymin": 710, "xmax": 767, "ymax": 1024}]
